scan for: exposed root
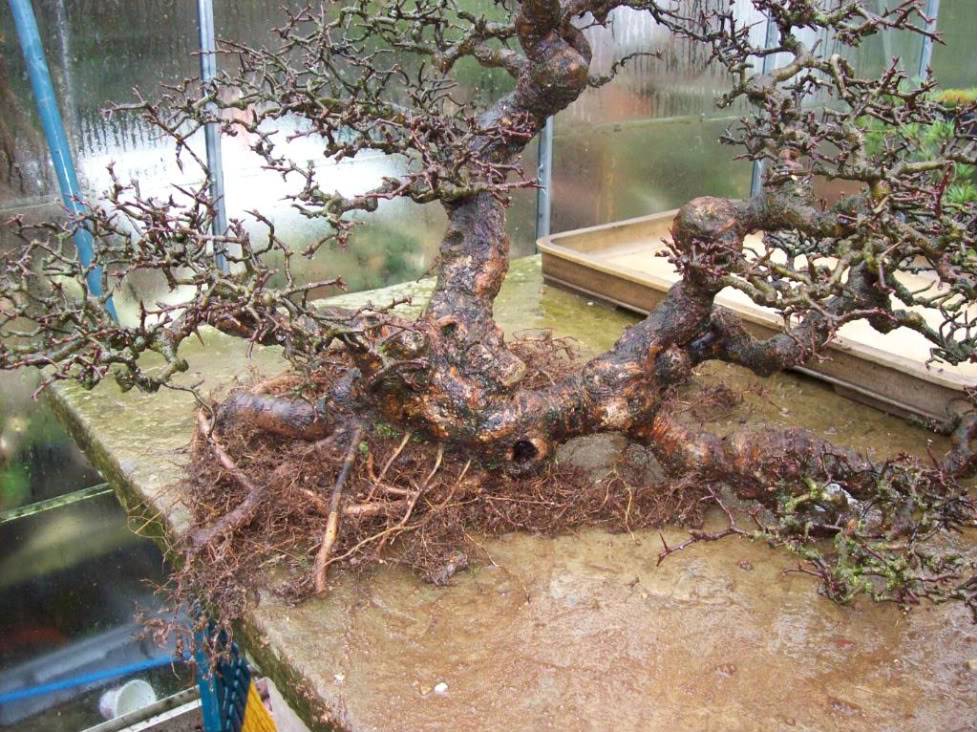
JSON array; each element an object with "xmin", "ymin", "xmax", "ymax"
[
  {"xmin": 656, "ymin": 485, "xmax": 747, "ymax": 566},
  {"xmin": 215, "ymin": 391, "xmax": 333, "ymax": 440},
  {"xmin": 188, "ymin": 411, "xmax": 268, "ymax": 550},
  {"xmin": 366, "ymin": 431, "xmax": 412, "ymax": 501},
  {"xmin": 327, "ymin": 444, "xmax": 447, "ymax": 573},
  {"xmin": 170, "ymin": 362, "xmax": 707, "ymax": 623},
  {"xmin": 164, "ymin": 336, "xmax": 976, "ymax": 640},
  {"xmin": 942, "ymin": 412, "xmax": 977, "ymax": 478},
  {"xmin": 314, "ymin": 424, "xmax": 364, "ymax": 593}
]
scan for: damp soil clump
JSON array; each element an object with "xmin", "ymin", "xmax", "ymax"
[{"xmin": 167, "ymin": 334, "xmax": 716, "ymax": 625}]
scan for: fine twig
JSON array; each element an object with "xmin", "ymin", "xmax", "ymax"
[
  {"xmin": 656, "ymin": 487, "xmax": 746, "ymax": 566},
  {"xmin": 323, "ymin": 442, "xmax": 446, "ymax": 570},
  {"xmin": 365, "ymin": 431, "xmax": 412, "ymax": 502},
  {"xmin": 375, "ymin": 442, "xmax": 444, "ymax": 555}
]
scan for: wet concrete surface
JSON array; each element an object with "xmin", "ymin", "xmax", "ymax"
[
  {"xmin": 252, "ymin": 527, "xmax": 973, "ymax": 732},
  {"xmin": 49, "ymin": 257, "xmax": 976, "ymax": 731}
]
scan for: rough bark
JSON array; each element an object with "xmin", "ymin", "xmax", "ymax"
[{"xmin": 2, "ymin": 1, "xmax": 974, "ymax": 610}]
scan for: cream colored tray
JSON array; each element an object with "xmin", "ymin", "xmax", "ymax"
[{"xmin": 539, "ymin": 209, "xmax": 975, "ymax": 429}]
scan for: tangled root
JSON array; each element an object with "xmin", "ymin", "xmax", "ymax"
[
  {"xmin": 165, "ymin": 334, "xmax": 709, "ymax": 626},
  {"xmin": 158, "ymin": 333, "xmax": 976, "ymax": 638}
]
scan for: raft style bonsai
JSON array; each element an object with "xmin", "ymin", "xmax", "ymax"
[{"xmin": 2, "ymin": 0, "xmax": 975, "ymax": 616}]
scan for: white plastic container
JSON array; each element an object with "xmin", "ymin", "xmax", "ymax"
[{"xmin": 98, "ymin": 679, "xmax": 157, "ymax": 719}]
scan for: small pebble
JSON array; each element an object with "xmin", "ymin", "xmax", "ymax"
[{"xmin": 433, "ymin": 682, "xmax": 449, "ymax": 695}]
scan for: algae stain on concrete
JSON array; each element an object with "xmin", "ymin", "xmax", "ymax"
[{"xmin": 251, "ymin": 525, "xmax": 974, "ymax": 732}]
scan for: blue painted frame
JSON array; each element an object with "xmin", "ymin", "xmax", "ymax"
[{"xmin": 8, "ymin": 0, "xmax": 117, "ymax": 321}]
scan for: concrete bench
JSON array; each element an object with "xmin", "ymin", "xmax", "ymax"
[{"xmin": 49, "ymin": 257, "xmax": 975, "ymax": 732}]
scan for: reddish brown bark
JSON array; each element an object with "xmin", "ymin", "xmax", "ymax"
[{"xmin": 1, "ymin": 2, "xmax": 973, "ymax": 610}]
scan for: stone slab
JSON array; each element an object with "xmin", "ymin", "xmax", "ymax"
[{"xmin": 48, "ymin": 257, "xmax": 976, "ymax": 732}]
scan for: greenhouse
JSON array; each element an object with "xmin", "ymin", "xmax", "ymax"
[{"xmin": 0, "ymin": 1, "xmax": 975, "ymax": 730}]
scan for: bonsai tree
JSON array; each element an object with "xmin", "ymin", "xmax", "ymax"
[{"xmin": 2, "ymin": 0, "xmax": 974, "ymax": 615}]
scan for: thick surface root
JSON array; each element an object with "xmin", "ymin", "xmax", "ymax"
[
  {"xmin": 179, "ymin": 403, "xmax": 706, "ymax": 619},
  {"xmin": 165, "ymin": 337, "xmax": 976, "ymax": 632},
  {"xmin": 169, "ymin": 337, "xmax": 709, "ymax": 622}
]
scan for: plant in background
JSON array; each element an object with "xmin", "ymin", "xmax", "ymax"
[
  {"xmin": 862, "ymin": 86, "xmax": 977, "ymax": 211},
  {"xmin": 0, "ymin": 1, "xmax": 974, "ymax": 620}
]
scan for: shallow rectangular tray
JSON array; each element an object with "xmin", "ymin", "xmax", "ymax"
[{"xmin": 539, "ymin": 209, "xmax": 975, "ymax": 430}]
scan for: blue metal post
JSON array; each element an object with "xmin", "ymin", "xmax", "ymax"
[
  {"xmin": 194, "ymin": 640, "xmax": 223, "ymax": 732},
  {"xmin": 197, "ymin": 0, "xmax": 230, "ymax": 272},
  {"xmin": 8, "ymin": 0, "xmax": 117, "ymax": 320},
  {"xmin": 193, "ymin": 626, "xmax": 253, "ymax": 732}
]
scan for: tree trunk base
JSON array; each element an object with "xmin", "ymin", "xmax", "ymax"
[{"xmin": 166, "ymin": 337, "xmax": 975, "ymax": 632}]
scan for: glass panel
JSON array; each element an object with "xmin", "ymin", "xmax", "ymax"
[
  {"xmin": 547, "ymin": 0, "xmax": 965, "ymax": 234},
  {"xmin": 835, "ymin": 0, "xmax": 925, "ymax": 80},
  {"xmin": 0, "ymin": 372, "xmax": 100, "ymax": 507},
  {"xmin": 551, "ymin": 2, "xmax": 763, "ymax": 231},
  {"xmin": 0, "ymin": 425, "xmax": 189, "ymax": 729},
  {"xmin": 1, "ymin": 8, "xmax": 194, "ymax": 725},
  {"xmin": 0, "ymin": 365, "xmax": 188, "ymax": 729},
  {"xmin": 1, "ymin": 0, "xmax": 538, "ymax": 294},
  {"xmin": 211, "ymin": 1, "xmax": 539, "ymax": 289},
  {"xmin": 552, "ymin": 115, "xmax": 751, "ymax": 232},
  {"xmin": 0, "ymin": 0, "xmax": 201, "ymax": 204},
  {"xmin": 931, "ymin": 2, "xmax": 977, "ymax": 90},
  {"xmin": 0, "ymin": 491, "xmax": 168, "ymax": 668}
]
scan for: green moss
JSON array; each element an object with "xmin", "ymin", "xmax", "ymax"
[
  {"xmin": 372, "ymin": 421, "xmax": 400, "ymax": 439},
  {"xmin": 0, "ymin": 464, "xmax": 30, "ymax": 510}
]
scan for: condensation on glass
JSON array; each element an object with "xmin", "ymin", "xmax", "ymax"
[{"xmin": 550, "ymin": 1, "xmax": 764, "ymax": 232}]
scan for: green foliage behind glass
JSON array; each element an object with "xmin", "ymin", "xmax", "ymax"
[{"xmin": 862, "ymin": 88, "xmax": 977, "ymax": 209}]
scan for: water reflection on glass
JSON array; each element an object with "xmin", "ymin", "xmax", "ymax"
[
  {"xmin": 0, "ymin": 366, "xmax": 187, "ymax": 729},
  {"xmin": 0, "ymin": 398, "xmax": 188, "ymax": 728}
]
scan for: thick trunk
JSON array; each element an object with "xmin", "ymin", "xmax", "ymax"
[
  {"xmin": 205, "ymin": 6, "xmax": 975, "ymax": 481},
  {"xmin": 213, "ymin": 189, "xmax": 976, "ymax": 477}
]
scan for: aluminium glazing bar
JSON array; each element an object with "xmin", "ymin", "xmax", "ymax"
[{"xmin": 196, "ymin": 0, "xmax": 230, "ymax": 272}]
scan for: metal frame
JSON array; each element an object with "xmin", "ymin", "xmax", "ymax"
[
  {"xmin": 7, "ymin": 0, "xmax": 117, "ymax": 320},
  {"xmin": 197, "ymin": 0, "xmax": 230, "ymax": 272},
  {"xmin": 8, "ymin": 0, "xmax": 950, "ymax": 268},
  {"xmin": 750, "ymin": 12, "xmax": 780, "ymax": 198},
  {"xmin": 918, "ymin": 0, "xmax": 940, "ymax": 80},
  {"xmin": 535, "ymin": 116, "xmax": 554, "ymax": 242}
]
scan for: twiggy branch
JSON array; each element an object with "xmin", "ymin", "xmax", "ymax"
[{"xmin": 656, "ymin": 487, "xmax": 747, "ymax": 566}]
